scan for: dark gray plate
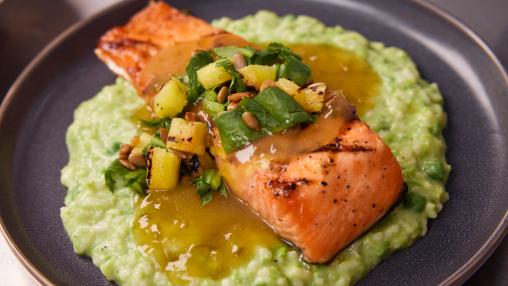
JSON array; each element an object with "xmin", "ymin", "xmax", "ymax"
[{"xmin": 1, "ymin": 0, "xmax": 507, "ymax": 285}]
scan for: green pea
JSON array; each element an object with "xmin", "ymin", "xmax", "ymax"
[
  {"xmin": 403, "ymin": 192, "xmax": 426, "ymax": 213},
  {"xmin": 275, "ymin": 246, "xmax": 288, "ymax": 258},
  {"xmin": 421, "ymin": 158, "xmax": 445, "ymax": 181}
]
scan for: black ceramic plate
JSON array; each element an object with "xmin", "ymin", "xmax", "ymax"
[{"xmin": 1, "ymin": 0, "xmax": 507, "ymax": 285}]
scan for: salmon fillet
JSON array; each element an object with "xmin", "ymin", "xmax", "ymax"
[
  {"xmin": 95, "ymin": 2, "xmax": 221, "ymax": 95},
  {"xmin": 95, "ymin": 2, "xmax": 404, "ymax": 263},
  {"xmin": 215, "ymin": 93, "xmax": 404, "ymax": 263},
  {"xmin": 217, "ymin": 118, "xmax": 404, "ymax": 263}
]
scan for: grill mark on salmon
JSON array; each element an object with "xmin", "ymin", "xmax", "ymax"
[{"xmin": 95, "ymin": 2, "xmax": 404, "ymax": 264}]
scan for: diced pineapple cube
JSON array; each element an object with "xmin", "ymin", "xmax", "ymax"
[
  {"xmin": 148, "ymin": 147, "xmax": 181, "ymax": 191},
  {"xmin": 166, "ymin": 118, "xmax": 208, "ymax": 155},
  {"xmin": 293, "ymin": 83, "xmax": 326, "ymax": 113},
  {"xmin": 197, "ymin": 63, "xmax": 232, "ymax": 89},
  {"xmin": 239, "ymin": 65, "xmax": 276, "ymax": 90},
  {"xmin": 154, "ymin": 78, "xmax": 188, "ymax": 118},
  {"xmin": 275, "ymin": 78, "xmax": 300, "ymax": 96}
]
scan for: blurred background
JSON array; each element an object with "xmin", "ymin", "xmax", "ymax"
[{"xmin": 0, "ymin": 0, "xmax": 507, "ymax": 285}]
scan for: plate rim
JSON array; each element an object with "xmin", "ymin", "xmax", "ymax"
[{"xmin": 0, "ymin": 0, "xmax": 507, "ymax": 285}]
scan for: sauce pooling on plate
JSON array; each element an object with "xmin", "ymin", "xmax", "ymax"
[
  {"xmin": 132, "ymin": 43, "xmax": 381, "ymax": 282},
  {"xmin": 290, "ymin": 44, "xmax": 380, "ymax": 116},
  {"xmin": 133, "ymin": 179, "xmax": 281, "ymax": 284}
]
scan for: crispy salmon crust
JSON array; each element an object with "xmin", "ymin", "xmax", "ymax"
[
  {"xmin": 95, "ymin": 2, "xmax": 404, "ymax": 264},
  {"xmin": 95, "ymin": 2, "xmax": 221, "ymax": 94}
]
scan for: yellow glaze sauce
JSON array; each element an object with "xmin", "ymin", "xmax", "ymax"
[
  {"xmin": 290, "ymin": 44, "xmax": 380, "ymax": 116},
  {"xmin": 133, "ymin": 178, "xmax": 281, "ymax": 284},
  {"xmin": 132, "ymin": 44, "xmax": 380, "ymax": 283}
]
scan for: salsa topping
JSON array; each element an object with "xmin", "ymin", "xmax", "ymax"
[{"xmin": 104, "ymin": 42, "xmax": 332, "ymax": 205}]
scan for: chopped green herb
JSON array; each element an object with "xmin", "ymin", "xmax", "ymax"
[
  {"xmin": 213, "ymin": 46, "xmax": 256, "ymax": 59},
  {"xmin": 186, "ymin": 51, "xmax": 214, "ymax": 102},
  {"xmin": 192, "ymin": 169, "xmax": 228, "ymax": 206},
  {"xmin": 139, "ymin": 117, "xmax": 171, "ymax": 129},
  {"xmin": 147, "ymin": 136, "xmax": 166, "ymax": 149},
  {"xmin": 104, "ymin": 160, "xmax": 147, "ymax": 195},
  {"xmin": 200, "ymin": 192, "xmax": 213, "ymax": 206},
  {"xmin": 106, "ymin": 142, "xmax": 121, "ymax": 155},
  {"xmin": 215, "ymin": 58, "xmax": 247, "ymax": 93},
  {"xmin": 266, "ymin": 43, "xmax": 302, "ymax": 61},
  {"xmin": 250, "ymin": 43, "xmax": 311, "ymax": 85},
  {"xmin": 218, "ymin": 184, "xmax": 228, "ymax": 198},
  {"xmin": 202, "ymin": 89, "xmax": 218, "ymax": 102},
  {"xmin": 278, "ymin": 55, "xmax": 311, "ymax": 86},
  {"xmin": 214, "ymin": 109, "xmax": 265, "ymax": 153},
  {"xmin": 210, "ymin": 171, "xmax": 223, "ymax": 191},
  {"xmin": 241, "ymin": 86, "xmax": 313, "ymax": 132},
  {"xmin": 203, "ymin": 99, "xmax": 225, "ymax": 118},
  {"xmin": 240, "ymin": 97, "xmax": 281, "ymax": 131}
]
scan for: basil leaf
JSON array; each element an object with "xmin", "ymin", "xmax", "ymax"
[
  {"xmin": 278, "ymin": 55, "xmax": 311, "ymax": 86},
  {"xmin": 267, "ymin": 42, "xmax": 302, "ymax": 59},
  {"xmin": 239, "ymin": 97, "xmax": 281, "ymax": 132},
  {"xmin": 250, "ymin": 43, "xmax": 311, "ymax": 85},
  {"xmin": 250, "ymin": 49, "xmax": 279, "ymax": 65},
  {"xmin": 186, "ymin": 51, "xmax": 214, "ymax": 102},
  {"xmin": 214, "ymin": 109, "xmax": 265, "ymax": 153},
  {"xmin": 215, "ymin": 59, "xmax": 247, "ymax": 93},
  {"xmin": 244, "ymin": 86, "xmax": 312, "ymax": 132}
]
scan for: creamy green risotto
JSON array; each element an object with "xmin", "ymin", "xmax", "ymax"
[{"xmin": 61, "ymin": 11, "xmax": 450, "ymax": 285}]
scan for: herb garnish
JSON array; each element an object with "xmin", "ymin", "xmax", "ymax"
[
  {"xmin": 192, "ymin": 169, "xmax": 227, "ymax": 206},
  {"xmin": 104, "ymin": 159, "xmax": 147, "ymax": 194},
  {"xmin": 186, "ymin": 51, "xmax": 214, "ymax": 102}
]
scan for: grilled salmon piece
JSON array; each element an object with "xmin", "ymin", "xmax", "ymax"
[
  {"xmin": 216, "ymin": 95, "xmax": 404, "ymax": 263},
  {"xmin": 95, "ymin": 2, "xmax": 221, "ymax": 95},
  {"xmin": 96, "ymin": 2, "xmax": 404, "ymax": 263}
]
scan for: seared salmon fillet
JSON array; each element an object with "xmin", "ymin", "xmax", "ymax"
[
  {"xmin": 216, "ymin": 95, "xmax": 404, "ymax": 263},
  {"xmin": 95, "ymin": 2, "xmax": 221, "ymax": 95},
  {"xmin": 95, "ymin": 2, "xmax": 404, "ymax": 263}
]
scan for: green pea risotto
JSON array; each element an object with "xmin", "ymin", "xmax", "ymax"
[{"xmin": 61, "ymin": 11, "xmax": 450, "ymax": 286}]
